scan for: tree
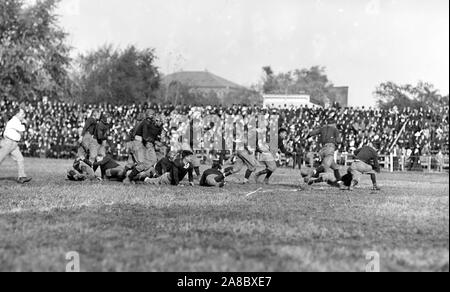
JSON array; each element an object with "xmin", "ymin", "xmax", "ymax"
[
  {"xmin": 261, "ymin": 66, "xmax": 336, "ymax": 106},
  {"xmin": 0, "ymin": 0, "xmax": 71, "ymax": 101},
  {"xmin": 75, "ymin": 45, "xmax": 161, "ymax": 104},
  {"xmin": 375, "ymin": 81, "xmax": 447, "ymax": 111}
]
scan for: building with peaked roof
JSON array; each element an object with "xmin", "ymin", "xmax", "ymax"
[{"xmin": 162, "ymin": 71, "xmax": 245, "ymax": 96}]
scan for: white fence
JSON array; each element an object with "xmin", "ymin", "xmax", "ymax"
[{"xmin": 342, "ymin": 154, "xmax": 449, "ymax": 173}]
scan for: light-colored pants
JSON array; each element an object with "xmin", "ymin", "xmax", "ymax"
[
  {"xmin": 319, "ymin": 143, "xmax": 339, "ymax": 171},
  {"xmin": 145, "ymin": 172, "xmax": 172, "ymax": 185},
  {"xmin": 260, "ymin": 151, "xmax": 277, "ymax": 172},
  {"xmin": 205, "ymin": 174, "xmax": 221, "ymax": 187},
  {"xmin": 78, "ymin": 134, "xmax": 105, "ymax": 163},
  {"xmin": 232, "ymin": 151, "xmax": 258, "ymax": 173},
  {"xmin": 261, "ymin": 160, "xmax": 277, "ymax": 172},
  {"xmin": 127, "ymin": 140, "xmax": 157, "ymax": 170},
  {"xmin": 350, "ymin": 160, "xmax": 376, "ymax": 183},
  {"xmin": 0, "ymin": 138, "xmax": 27, "ymax": 178}
]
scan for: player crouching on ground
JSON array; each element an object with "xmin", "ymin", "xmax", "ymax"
[
  {"xmin": 200, "ymin": 159, "xmax": 226, "ymax": 188},
  {"xmin": 340, "ymin": 142, "xmax": 381, "ymax": 191},
  {"xmin": 67, "ymin": 157, "xmax": 99, "ymax": 182},
  {"xmin": 93, "ymin": 151, "xmax": 126, "ymax": 181},
  {"xmin": 144, "ymin": 150, "xmax": 195, "ymax": 186}
]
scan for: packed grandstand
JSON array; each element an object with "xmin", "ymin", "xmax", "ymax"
[{"xmin": 0, "ymin": 97, "xmax": 448, "ymax": 168}]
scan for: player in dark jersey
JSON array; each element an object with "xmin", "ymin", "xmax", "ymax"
[
  {"xmin": 93, "ymin": 152, "xmax": 125, "ymax": 181},
  {"xmin": 91, "ymin": 113, "xmax": 111, "ymax": 164},
  {"xmin": 125, "ymin": 110, "xmax": 163, "ymax": 183},
  {"xmin": 77, "ymin": 109, "xmax": 100, "ymax": 161},
  {"xmin": 342, "ymin": 142, "xmax": 381, "ymax": 191},
  {"xmin": 200, "ymin": 159, "xmax": 225, "ymax": 188},
  {"xmin": 305, "ymin": 117, "xmax": 343, "ymax": 185},
  {"xmin": 144, "ymin": 150, "xmax": 195, "ymax": 186},
  {"xmin": 153, "ymin": 151, "xmax": 178, "ymax": 178}
]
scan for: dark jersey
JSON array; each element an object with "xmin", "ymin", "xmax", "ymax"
[
  {"xmin": 309, "ymin": 125, "xmax": 342, "ymax": 146},
  {"xmin": 94, "ymin": 121, "xmax": 109, "ymax": 143},
  {"xmin": 169, "ymin": 158, "xmax": 194, "ymax": 186},
  {"xmin": 93, "ymin": 155, "xmax": 120, "ymax": 178},
  {"xmin": 155, "ymin": 157, "xmax": 172, "ymax": 177},
  {"xmin": 82, "ymin": 117, "xmax": 97, "ymax": 136},
  {"xmin": 135, "ymin": 120, "xmax": 162, "ymax": 144},
  {"xmin": 354, "ymin": 146, "xmax": 380, "ymax": 170},
  {"xmin": 200, "ymin": 168, "xmax": 224, "ymax": 187},
  {"xmin": 130, "ymin": 119, "xmax": 144, "ymax": 141},
  {"xmin": 278, "ymin": 137, "xmax": 289, "ymax": 155}
]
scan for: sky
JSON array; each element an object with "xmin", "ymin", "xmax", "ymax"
[{"xmin": 54, "ymin": 0, "xmax": 449, "ymax": 106}]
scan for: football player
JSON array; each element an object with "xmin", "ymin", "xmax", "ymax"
[
  {"xmin": 67, "ymin": 157, "xmax": 98, "ymax": 182},
  {"xmin": 144, "ymin": 150, "xmax": 195, "ymax": 186},
  {"xmin": 200, "ymin": 159, "xmax": 226, "ymax": 188},
  {"xmin": 342, "ymin": 142, "xmax": 381, "ymax": 191},
  {"xmin": 77, "ymin": 109, "xmax": 100, "ymax": 162},
  {"xmin": 223, "ymin": 146, "xmax": 258, "ymax": 184},
  {"xmin": 305, "ymin": 116, "xmax": 343, "ymax": 185}
]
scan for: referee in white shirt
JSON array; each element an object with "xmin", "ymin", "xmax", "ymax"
[{"xmin": 0, "ymin": 108, "xmax": 32, "ymax": 184}]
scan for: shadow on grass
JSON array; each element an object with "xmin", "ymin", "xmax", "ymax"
[
  {"xmin": 0, "ymin": 177, "xmax": 17, "ymax": 182},
  {"xmin": 0, "ymin": 203, "xmax": 295, "ymax": 271},
  {"xmin": 0, "ymin": 201, "xmax": 448, "ymax": 272}
]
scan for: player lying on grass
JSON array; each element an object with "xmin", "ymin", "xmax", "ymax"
[
  {"xmin": 144, "ymin": 150, "xmax": 195, "ymax": 186},
  {"xmin": 340, "ymin": 142, "xmax": 381, "ymax": 191},
  {"xmin": 223, "ymin": 146, "xmax": 258, "ymax": 184},
  {"xmin": 67, "ymin": 157, "xmax": 99, "ymax": 182},
  {"xmin": 93, "ymin": 152, "xmax": 126, "ymax": 181},
  {"xmin": 301, "ymin": 166, "xmax": 341, "ymax": 187},
  {"xmin": 199, "ymin": 159, "xmax": 226, "ymax": 188}
]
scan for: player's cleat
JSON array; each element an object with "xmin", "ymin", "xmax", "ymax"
[
  {"xmin": 372, "ymin": 185, "xmax": 381, "ymax": 191},
  {"xmin": 218, "ymin": 182, "xmax": 225, "ymax": 188},
  {"xmin": 263, "ymin": 178, "xmax": 270, "ymax": 185},
  {"xmin": 242, "ymin": 178, "xmax": 250, "ymax": 185},
  {"xmin": 17, "ymin": 177, "xmax": 32, "ymax": 184},
  {"xmin": 337, "ymin": 181, "xmax": 346, "ymax": 190},
  {"xmin": 348, "ymin": 180, "xmax": 359, "ymax": 191}
]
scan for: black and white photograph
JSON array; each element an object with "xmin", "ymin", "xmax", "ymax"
[{"xmin": 0, "ymin": 0, "xmax": 448, "ymax": 275}]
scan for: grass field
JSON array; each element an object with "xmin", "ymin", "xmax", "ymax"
[{"xmin": 0, "ymin": 158, "xmax": 448, "ymax": 272}]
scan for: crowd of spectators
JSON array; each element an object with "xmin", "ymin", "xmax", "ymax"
[{"xmin": 1, "ymin": 97, "xmax": 448, "ymax": 162}]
